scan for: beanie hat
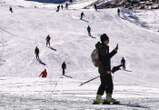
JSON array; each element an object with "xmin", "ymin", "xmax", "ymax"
[{"xmin": 100, "ymin": 33, "xmax": 109, "ymax": 43}]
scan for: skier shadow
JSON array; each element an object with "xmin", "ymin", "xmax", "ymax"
[
  {"xmin": 48, "ymin": 46, "xmax": 57, "ymax": 51},
  {"xmin": 89, "ymin": 35, "xmax": 96, "ymax": 39},
  {"xmin": 63, "ymin": 75, "xmax": 72, "ymax": 78},
  {"xmin": 38, "ymin": 59, "xmax": 46, "ymax": 66},
  {"xmin": 81, "ymin": 19, "xmax": 89, "ymax": 23}
]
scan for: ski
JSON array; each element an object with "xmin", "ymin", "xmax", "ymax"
[
  {"xmin": 123, "ymin": 69, "xmax": 132, "ymax": 72},
  {"xmin": 112, "ymin": 103, "xmax": 148, "ymax": 109},
  {"xmin": 63, "ymin": 75, "xmax": 72, "ymax": 78}
]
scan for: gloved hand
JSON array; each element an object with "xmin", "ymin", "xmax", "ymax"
[
  {"xmin": 114, "ymin": 44, "xmax": 118, "ymax": 52},
  {"xmin": 112, "ymin": 65, "xmax": 121, "ymax": 73}
]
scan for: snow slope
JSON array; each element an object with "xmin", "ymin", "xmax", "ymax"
[{"xmin": 0, "ymin": 0, "xmax": 159, "ymax": 109}]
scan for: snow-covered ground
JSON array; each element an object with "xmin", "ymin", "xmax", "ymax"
[{"xmin": 0, "ymin": 0, "xmax": 159, "ymax": 109}]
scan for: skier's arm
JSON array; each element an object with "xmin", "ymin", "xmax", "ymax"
[
  {"xmin": 109, "ymin": 44, "xmax": 118, "ymax": 58},
  {"xmin": 112, "ymin": 64, "xmax": 122, "ymax": 73}
]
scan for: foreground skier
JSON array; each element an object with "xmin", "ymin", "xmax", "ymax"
[{"xmin": 93, "ymin": 33, "xmax": 119, "ymax": 104}]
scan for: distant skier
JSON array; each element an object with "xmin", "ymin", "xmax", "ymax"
[
  {"xmin": 56, "ymin": 5, "xmax": 60, "ymax": 12},
  {"xmin": 80, "ymin": 12, "xmax": 85, "ymax": 20},
  {"xmin": 69, "ymin": 0, "xmax": 73, "ymax": 3},
  {"xmin": 62, "ymin": 61, "xmax": 66, "ymax": 75},
  {"xmin": 112, "ymin": 57, "xmax": 125, "ymax": 73},
  {"xmin": 39, "ymin": 69, "xmax": 47, "ymax": 78},
  {"xmin": 94, "ymin": 4, "xmax": 97, "ymax": 11},
  {"xmin": 117, "ymin": 8, "xmax": 120, "ymax": 16},
  {"xmin": 9, "ymin": 6, "xmax": 13, "ymax": 13},
  {"xmin": 87, "ymin": 25, "xmax": 91, "ymax": 37},
  {"xmin": 93, "ymin": 33, "xmax": 119, "ymax": 104},
  {"xmin": 46, "ymin": 35, "xmax": 51, "ymax": 47},
  {"xmin": 121, "ymin": 57, "xmax": 126, "ymax": 70},
  {"xmin": 65, "ymin": 3, "xmax": 69, "ymax": 9},
  {"xmin": 61, "ymin": 5, "xmax": 64, "ymax": 10},
  {"xmin": 35, "ymin": 46, "xmax": 40, "ymax": 61}
]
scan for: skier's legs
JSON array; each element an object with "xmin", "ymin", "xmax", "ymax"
[
  {"xmin": 97, "ymin": 74, "xmax": 107, "ymax": 95},
  {"xmin": 105, "ymin": 74, "xmax": 114, "ymax": 102},
  {"xmin": 48, "ymin": 42, "xmax": 50, "ymax": 47},
  {"xmin": 62, "ymin": 69, "xmax": 65, "ymax": 75},
  {"xmin": 36, "ymin": 54, "xmax": 40, "ymax": 61},
  {"xmin": 105, "ymin": 74, "xmax": 113, "ymax": 94},
  {"xmin": 94, "ymin": 74, "xmax": 107, "ymax": 104},
  {"xmin": 88, "ymin": 31, "xmax": 91, "ymax": 36}
]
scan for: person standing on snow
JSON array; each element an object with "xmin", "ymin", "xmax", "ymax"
[
  {"xmin": 93, "ymin": 33, "xmax": 118, "ymax": 104},
  {"xmin": 39, "ymin": 69, "xmax": 47, "ymax": 78},
  {"xmin": 94, "ymin": 4, "xmax": 97, "ymax": 11},
  {"xmin": 117, "ymin": 8, "xmax": 120, "ymax": 16},
  {"xmin": 46, "ymin": 35, "xmax": 51, "ymax": 47},
  {"xmin": 35, "ymin": 46, "xmax": 40, "ymax": 61},
  {"xmin": 80, "ymin": 12, "xmax": 85, "ymax": 20},
  {"xmin": 65, "ymin": 3, "xmax": 69, "ymax": 9},
  {"xmin": 69, "ymin": 0, "xmax": 73, "ymax": 3},
  {"xmin": 121, "ymin": 57, "xmax": 126, "ymax": 70},
  {"xmin": 9, "ymin": 6, "xmax": 13, "ymax": 13},
  {"xmin": 61, "ymin": 62, "xmax": 66, "ymax": 76},
  {"xmin": 61, "ymin": 5, "xmax": 64, "ymax": 10},
  {"xmin": 87, "ymin": 25, "xmax": 91, "ymax": 37},
  {"xmin": 56, "ymin": 5, "xmax": 60, "ymax": 12}
]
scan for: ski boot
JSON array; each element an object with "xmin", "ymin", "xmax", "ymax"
[
  {"xmin": 93, "ymin": 95, "xmax": 103, "ymax": 104},
  {"xmin": 103, "ymin": 93, "xmax": 120, "ymax": 104},
  {"xmin": 103, "ymin": 98, "xmax": 120, "ymax": 104}
]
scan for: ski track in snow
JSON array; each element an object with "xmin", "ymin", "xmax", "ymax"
[{"xmin": 0, "ymin": 77, "xmax": 158, "ymax": 109}]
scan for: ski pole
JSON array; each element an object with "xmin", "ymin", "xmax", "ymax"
[{"xmin": 79, "ymin": 76, "xmax": 100, "ymax": 86}]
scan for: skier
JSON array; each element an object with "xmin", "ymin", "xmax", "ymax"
[
  {"xmin": 9, "ymin": 6, "xmax": 13, "ymax": 13},
  {"xmin": 93, "ymin": 33, "xmax": 118, "ymax": 104},
  {"xmin": 46, "ymin": 35, "xmax": 51, "ymax": 47},
  {"xmin": 80, "ymin": 12, "xmax": 85, "ymax": 20},
  {"xmin": 117, "ymin": 8, "xmax": 120, "ymax": 16},
  {"xmin": 61, "ymin": 5, "xmax": 64, "ymax": 10},
  {"xmin": 87, "ymin": 25, "xmax": 91, "ymax": 36},
  {"xmin": 56, "ymin": 5, "xmax": 60, "ymax": 12},
  {"xmin": 69, "ymin": 0, "xmax": 73, "ymax": 3},
  {"xmin": 61, "ymin": 61, "xmax": 66, "ymax": 76},
  {"xmin": 94, "ymin": 4, "xmax": 97, "ymax": 11},
  {"xmin": 35, "ymin": 46, "xmax": 40, "ymax": 61},
  {"xmin": 121, "ymin": 57, "xmax": 126, "ymax": 70},
  {"xmin": 39, "ymin": 69, "xmax": 47, "ymax": 78},
  {"xmin": 65, "ymin": 3, "xmax": 69, "ymax": 9}
]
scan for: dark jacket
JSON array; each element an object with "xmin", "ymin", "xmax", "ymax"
[
  {"xmin": 95, "ymin": 42, "xmax": 117, "ymax": 73},
  {"xmin": 35, "ymin": 47, "xmax": 39, "ymax": 54},
  {"xmin": 62, "ymin": 62, "xmax": 66, "ymax": 69}
]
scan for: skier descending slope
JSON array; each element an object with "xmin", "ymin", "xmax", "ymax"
[
  {"xmin": 87, "ymin": 25, "xmax": 91, "ymax": 37},
  {"xmin": 94, "ymin": 4, "xmax": 98, "ymax": 11},
  {"xmin": 9, "ymin": 6, "xmax": 13, "ymax": 13},
  {"xmin": 80, "ymin": 12, "xmax": 85, "ymax": 20},
  {"xmin": 39, "ymin": 69, "xmax": 47, "ymax": 78},
  {"xmin": 62, "ymin": 61, "xmax": 66, "ymax": 76},
  {"xmin": 35, "ymin": 46, "xmax": 40, "ymax": 61},
  {"xmin": 56, "ymin": 5, "xmax": 60, "ymax": 12},
  {"xmin": 93, "ymin": 33, "xmax": 119, "ymax": 104},
  {"xmin": 117, "ymin": 8, "xmax": 120, "ymax": 16},
  {"xmin": 46, "ymin": 35, "xmax": 51, "ymax": 47}
]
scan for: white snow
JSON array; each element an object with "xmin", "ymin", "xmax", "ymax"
[{"xmin": 0, "ymin": 0, "xmax": 159, "ymax": 109}]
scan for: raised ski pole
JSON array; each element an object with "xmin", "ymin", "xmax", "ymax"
[{"xmin": 79, "ymin": 76, "xmax": 100, "ymax": 86}]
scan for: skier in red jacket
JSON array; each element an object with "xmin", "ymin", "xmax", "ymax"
[{"xmin": 39, "ymin": 69, "xmax": 47, "ymax": 78}]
